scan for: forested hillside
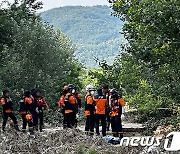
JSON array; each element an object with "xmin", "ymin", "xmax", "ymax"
[{"xmin": 40, "ymin": 6, "xmax": 125, "ymax": 68}]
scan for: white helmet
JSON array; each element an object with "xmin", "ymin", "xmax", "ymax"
[{"xmin": 86, "ymin": 85, "xmax": 95, "ymax": 91}]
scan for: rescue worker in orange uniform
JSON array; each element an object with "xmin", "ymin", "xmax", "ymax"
[
  {"xmin": 1, "ymin": 90, "xmax": 19, "ymax": 131},
  {"xmin": 64, "ymin": 84, "xmax": 77, "ymax": 128},
  {"xmin": 74, "ymin": 91, "xmax": 82, "ymax": 109},
  {"xmin": 20, "ymin": 91, "xmax": 34, "ymax": 134},
  {"xmin": 102, "ymin": 85, "xmax": 111, "ymax": 131},
  {"xmin": 58, "ymin": 85, "xmax": 68, "ymax": 128},
  {"xmin": 31, "ymin": 88, "xmax": 38, "ymax": 130},
  {"xmin": 72, "ymin": 89, "xmax": 81, "ymax": 127},
  {"xmin": 109, "ymin": 88, "xmax": 125, "ymax": 138},
  {"xmin": 94, "ymin": 88, "xmax": 108, "ymax": 136},
  {"xmin": 33, "ymin": 89, "xmax": 48, "ymax": 132},
  {"xmin": 84, "ymin": 85, "xmax": 96, "ymax": 135}
]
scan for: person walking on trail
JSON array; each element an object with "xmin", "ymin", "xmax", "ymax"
[
  {"xmin": 64, "ymin": 84, "xmax": 77, "ymax": 128},
  {"xmin": 84, "ymin": 85, "xmax": 96, "ymax": 135},
  {"xmin": 109, "ymin": 88, "xmax": 125, "ymax": 138},
  {"xmin": 33, "ymin": 89, "xmax": 48, "ymax": 132},
  {"xmin": 102, "ymin": 85, "xmax": 111, "ymax": 131},
  {"xmin": 20, "ymin": 91, "xmax": 34, "ymax": 134},
  {"xmin": 1, "ymin": 90, "xmax": 20, "ymax": 132},
  {"xmin": 58, "ymin": 85, "xmax": 68, "ymax": 128},
  {"xmin": 94, "ymin": 88, "xmax": 108, "ymax": 136}
]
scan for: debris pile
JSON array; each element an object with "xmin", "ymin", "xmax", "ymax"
[
  {"xmin": 140, "ymin": 125, "xmax": 174, "ymax": 154},
  {"xmin": 153, "ymin": 125, "xmax": 173, "ymax": 137},
  {"xmin": 0, "ymin": 128, "xmax": 143, "ymax": 154}
]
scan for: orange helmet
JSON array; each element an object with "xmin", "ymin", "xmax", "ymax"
[{"xmin": 26, "ymin": 114, "xmax": 32, "ymax": 121}]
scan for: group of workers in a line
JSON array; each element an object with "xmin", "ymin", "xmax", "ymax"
[
  {"xmin": 1, "ymin": 84, "xmax": 125, "ymax": 138},
  {"xmin": 58, "ymin": 84, "xmax": 125, "ymax": 138},
  {"xmin": 1, "ymin": 89, "xmax": 48, "ymax": 134}
]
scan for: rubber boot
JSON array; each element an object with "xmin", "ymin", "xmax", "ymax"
[
  {"xmin": 14, "ymin": 124, "xmax": 20, "ymax": 131},
  {"xmin": 29, "ymin": 127, "xmax": 34, "ymax": 135},
  {"xmin": 63, "ymin": 124, "xmax": 67, "ymax": 129},
  {"xmin": 39, "ymin": 124, "xmax": 43, "ymax": 132},
  {"xmin": 85, "ymin": 131, "xmax": 89, "ymax": 135},
  {"xmin": 2, "ymin": 126, "xmax": 5, "ymax": 132},
  {"xmin": 42, "ymin": 123, "xmax": 45, "ymax": 129},
  {"xmin": 33, "ymin": 125, "xmax": 38, "ymax": 131},
  {"xmin": 118, "ymin": 132, "xmax": 123, "ymax": 139},
  {"xmin": 106, "ymin": 122, "xmax": 110, "ymax": 131},
  {"xmin": 96, "ymin": 133, "xmax": 100, "ymax": 136},
  {"xmin": 113, "ymin": 132, "xmax": 118, "ymax": 137},
  {"xmin": 74, "ymin": 123, "xmax": 77, "ymax": 128},
  {"xmin": 89, "ymin": 131, "xmax": 94, "ymax": 136},
  {"xmin": 102, "ymin": 133, "xmax": 106, "ymax": 137},
  {"xmin": 67, "ymin": 124, "xmax": 73, "ymax": 129}
]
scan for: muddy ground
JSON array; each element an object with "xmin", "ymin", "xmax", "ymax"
[{"xmin": 0, "ymin": 126, "xmax": 174, "ymax": 154}]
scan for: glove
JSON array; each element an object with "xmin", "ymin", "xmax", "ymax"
[
  {"xmin": 122, "ymin": 106, "xmax": 125, "ymax": 114},
  {"xmin": 121, "ymin": 114, "xmax": 125, "ymax": 121},
  {"xmin": 78, "ymin": 107, "xmax": 82, "ymax": 113},
  {"xmin": 76, "ymin": 114, "xmax": 79, "ymax": 119},
  {"xmin": 35, "ymin": 107, "xmax": 39, "ymax": 114},
  {"xmin": 58, "ymin": 108, "xmax": 62, "ymax": 113}
]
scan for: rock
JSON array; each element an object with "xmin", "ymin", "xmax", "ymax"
[{"xmin": 153, "ymin": 125, "xmax": 173, "ymax": 137}]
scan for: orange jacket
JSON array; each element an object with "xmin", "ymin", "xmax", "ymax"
[
  {"xmin": 118, "ymin": 98, "xmax": 125, "ymax": 106},
  {"xmin": 24, "ymin": 97, "xmax": 34, "ymax": 105},
  {"xmin": 64, "ymin": 93, "xmax": 77, "ymax": 114},
  {"xmin": 1, "ymin": 98, "xmax": 6, "ymax": 105},
  {"xmin": 22, "ymin": 96, "xmax": 34, "ymax": 113},
  {"xmin": 110, "ymin": 97, "xmax": 125, "ymax": 117},
  {"xmin": 1, "ymin": 97, "xmax": 13, "ymax": 113},
  {"xmin": 58, "ymin": 95, "xmax": 65, "ymax": 108},
  {"xmin": 84, "ymin": 95, "xmax": 94, "ymax": 116},
  {"xmin": 94, "ymin": 96, "xmax": 108, "ymax": 114},
  {"xmin": 35, "ymin": 96, "xmax": 47, "ymax": 109},
  {"xmin": 75, "ymin": 93, "xmax": 81, "ymax": 108},
  {"xmin": 68, "ymin": 95, "xmax": 77, "ymax": 105}
]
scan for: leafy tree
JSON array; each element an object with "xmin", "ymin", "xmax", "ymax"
[
  {"xmin": 91, "ymin": 0, "xmax": 180, "ymax": 123},
  {"xmin": 111, "ymin": 0, "xmax": 180, "ymax": 103},
  {"xmin": 0, "ymin": 0, "xmax": 82, "ymax": 110}
]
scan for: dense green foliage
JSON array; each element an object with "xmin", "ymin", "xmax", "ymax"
[
  {"xmin": 0, "ymin": 0, "xmax": 82, "ymax": 109},
  {"xmin": 91, "ymin": 0, "xmax": 180, "ymax": 124},
  {"xmin": 40, "ymin": 6, "xmax": 125, "ymax": 68},
  {"xmin": 1, "ymin": 0, "xmax": 180, "ymax": 130}
]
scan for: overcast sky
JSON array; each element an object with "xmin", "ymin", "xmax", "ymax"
[
  {"xmin": 0, "ymin": 0, "xmax": 109, "ymax": 12},
  {"xmin": 41, "ymin": 0, "xmax": 109, "ymax": 12}
]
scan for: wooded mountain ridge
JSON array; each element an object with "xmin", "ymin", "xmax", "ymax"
[{"xmin": 40, "ymin": 5, "xmax": 125, "ymax": 68}]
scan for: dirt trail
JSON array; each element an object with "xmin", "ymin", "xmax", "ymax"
[{"xmin": 44, "ymin": 115, "xmax": 145, "ymax": 137}]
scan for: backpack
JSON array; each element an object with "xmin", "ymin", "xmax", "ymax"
[{"xmin": 64, "ymin": 94, "xmax": 73, "ymax": 111}]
